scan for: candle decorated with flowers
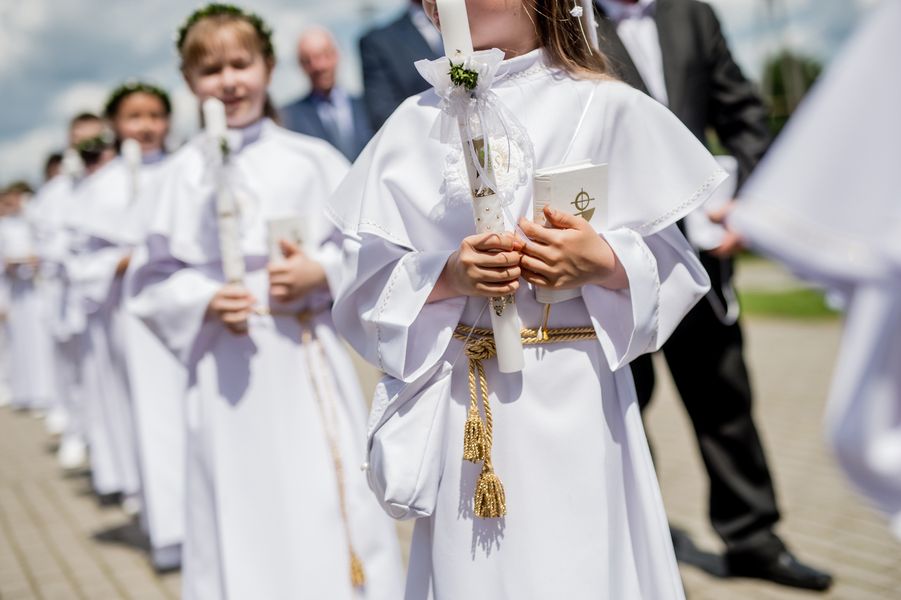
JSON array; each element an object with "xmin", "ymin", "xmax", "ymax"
[{"xmin": 436, "ymin": 0, "xmax": 525, "ymax": 374}]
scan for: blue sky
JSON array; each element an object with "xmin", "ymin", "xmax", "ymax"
[{"xmin": 0, "ymin": 0, "xmax": 880, "ymax": 184}]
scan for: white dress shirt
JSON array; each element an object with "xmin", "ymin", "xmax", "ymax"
[
  {"xmin": 597, "ymin": 0, "xmax": 669, "ymax": 106},
  {"xmin": 409, "ymin": 4, "xmax": 443, "ymax": 55}
]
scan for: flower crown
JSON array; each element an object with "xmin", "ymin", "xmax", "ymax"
[
  {"xmin": 104, "ymin": 81, "xmax": 172, "ymax": 118},
  {"xmin": 176, "ymin": 3, "xmax": 274, "ymax": 58}
]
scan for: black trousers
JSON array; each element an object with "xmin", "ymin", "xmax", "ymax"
[{"xmin": 631, "ymin": 256, "xmax": 785, "ymax": 558}]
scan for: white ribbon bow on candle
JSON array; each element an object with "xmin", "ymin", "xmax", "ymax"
[{"xmin": 414, "ymin": 49, "xmax": 534, "ymax": 208}]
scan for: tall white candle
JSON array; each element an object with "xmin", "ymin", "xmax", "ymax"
[
  {"xmin": 436, "ymin": 0, "xmax": 474, "ymax": 62},
  {"xmin": 121, "ymin": 138, "xmax": 142, "ymax": 203},
  {"xmin": 202, "ymin": 97, "xmax": 245, "ymax": 285}
]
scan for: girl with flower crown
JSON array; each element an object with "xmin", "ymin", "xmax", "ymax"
[
  {"xmin": 62, "ymin": 98, "xmax": 155, "ymax": 510},
  {"xmin": 86, "ymin": 82, "xmax": 190, "ymax": 571},
  {"xmin": 331, "ymin": 0, "xmax": 727, "ymax": 597},
  {"xmin": 128, "ymin": 5, "xmax": 403, "ymax": 599}
]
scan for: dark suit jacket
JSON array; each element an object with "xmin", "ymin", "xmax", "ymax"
[
  {"xmin": 596, "ymin": 0, "xmax": 771, "ymax": 298},
  {"xmin": 280, "ymin": 92, "xmax": 373, "ymax": 161},
  {"xmin": 359, "ymin": 11, "xmax": 441, "ymax": 130},
  {"xmin": 596, "ymin": 0, "xmax": 771, "ymax": 188}
]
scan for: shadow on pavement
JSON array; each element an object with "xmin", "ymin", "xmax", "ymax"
[
  {"xmin": 93, "ymin": 519, "xmax": 151, "ymax": 552},
  {"xmin": 671, "ymin": 525, "xmax": 728, "ymax": 578}
]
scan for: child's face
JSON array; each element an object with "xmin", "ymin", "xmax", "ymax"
[
  {"xmin": 424, "ymin": 0, "xmax": 535, "ymax": 54},
  {"xmin": 114, "ymin": 93, "xmax": 169, "ymax": 155},
  {"xmin": 185, "ymin": 27, "xmax": 272, "ymax": 129}
]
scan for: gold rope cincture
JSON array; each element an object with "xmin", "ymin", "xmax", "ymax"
[
  {"xmin": 297, "ymin": 312, "xmax": 366, "ymax": 589},
  {"xmin": 453, "ymin": 307, "xmax": 597, "ymax": 519}
]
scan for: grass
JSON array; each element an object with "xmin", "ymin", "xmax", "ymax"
[{"xmin": 738, "ymin": 288, "xmax": 840, "ymax": 320}]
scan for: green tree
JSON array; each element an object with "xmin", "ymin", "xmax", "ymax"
[{"xmin": 762, "ymin": 50, "xmax": 824, "ymax": 135}]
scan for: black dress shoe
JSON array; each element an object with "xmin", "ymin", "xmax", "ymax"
[{"xmin": 727, "ymin": 549, "xmax": 833, "ymax": 591}]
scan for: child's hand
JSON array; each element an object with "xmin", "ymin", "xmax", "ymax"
[
  {"xmin": 267, "ymin": 239, "xmax": 326, "ymax": 303},
  {"xmin": 208, "ymin": 283, "xmax": 256, "ymax": 334},
  {"xmin": 518, "ymin": 206, "xmax": 628, "ymax": 290},
  {"xmin": 430, "ymin": 232, "xmax": 524, "ymax": 301}
]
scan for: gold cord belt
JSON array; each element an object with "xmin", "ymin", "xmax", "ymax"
[
  {"xmin": 452, "ymin": 322, "xmax": 597, "ymax": 519},
  {"xmin": 297, "ymin": 311, "xmax": 365, "ymax": 589}
]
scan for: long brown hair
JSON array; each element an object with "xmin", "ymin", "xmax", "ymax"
[
  {"xmin": 528, "ymin": 0, "xmax": 614, "ymax": 80},
  {"xmin": 178, "ymin": 10, "xmax": 280, "ymax": 122}
]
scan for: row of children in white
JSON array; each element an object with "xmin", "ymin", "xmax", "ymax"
[{"xmin": 1, "ymin": 1, "xmax": 737, "ymax": 598}]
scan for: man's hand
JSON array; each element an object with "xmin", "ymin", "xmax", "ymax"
[{"xmin": 707, "ymin": 200, "xmax": 745, "ymax": 258}]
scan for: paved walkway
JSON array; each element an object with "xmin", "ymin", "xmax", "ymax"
[{"xmin": 2, "ymin": 265, "xmax": 899, "ymax": 598}]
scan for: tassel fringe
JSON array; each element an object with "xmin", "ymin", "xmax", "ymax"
[
  {"xmin": 474, "ymin": 464, "xmax": 507, "ymax": 518},
  {"xmin": 350, "ymin": 550, "xmax": 366, "ymax": 588},
  {"xmin": 462, "ymin": 406, "xmax": 487, "ymax": 462}
]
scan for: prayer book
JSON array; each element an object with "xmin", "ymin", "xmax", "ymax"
[
  {"xmin": 266, "ymin": 217, "xmax": 304, "ymax": 262},
  {"xmin": 532, "ymin": 161, "xmax": 608, "ymax": 304}
]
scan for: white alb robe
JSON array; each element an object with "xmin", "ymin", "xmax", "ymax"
[
  {"xmin": 0, "ymin": 209, "xmax": 56, "ymax": 409},
  {"xmin": 32, "ymin": 174, "xmax": 87, "ymax": 447},
  {"xmin": 732, "ymin": 0, "xmax": 901, "ymax": 537},
  {"xmin": 65, "ymin": 160, "xmax": 143, "ymax": 497},
  {"xmin": 72, "ymin": 149, "xmax": 186, "ymax": 565},
  {"xmin": 129, "ymin": 119, "xmax": 404, "ymax": 600},
  {"xmin": 330, "ymin": 49, "xmax": 725, "ymax": 599}
]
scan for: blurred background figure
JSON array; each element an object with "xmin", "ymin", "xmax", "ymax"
[
  {"xmin": 281, "ymin": 27, "xmax": 372, "ymax": 161},
  {"xmin": 595, "ymin": 0, "xmax": 831, "ymax": 592},
  {"xmin": 732, "ymin": 0, "xmax": 901, "ymax": 541},
  {"xmin": 359, "ymin": 0, "xmax": 441, "ymax": 130},
  {"xmin": 43, "ymin": 153, "xmax": 64, "ymax": 182},
  {"xmin": 0, "ymin": 182, "xmax": 55, "ymax": 413}
]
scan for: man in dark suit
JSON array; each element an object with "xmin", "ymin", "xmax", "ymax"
[
  {"xmin": 281, "ymin": 27, "xmax": 373, "ymax": 161},
  {"xmin": 595, "ymin": 0, "xmax": 833, "ymax": 591},
  {"xmin": 359, "ymin": 0, "xmax": 442, "ymax": 130}
]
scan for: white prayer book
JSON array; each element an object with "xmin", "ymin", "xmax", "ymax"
[
  {"xmin": 532, "ymin": 161, "xmax": 609, "ymax": 304},
  {"xmin": 266, "ymin": 217, "xmax": 304, "ymax": 262}
]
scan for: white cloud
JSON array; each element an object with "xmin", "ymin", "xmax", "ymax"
[
  {"xmin": 50, "ymin": 82, "xmax": 110, "ymax": 119},
  {"xmin": 0, "ymin": 0, "xmax": 49, "ymax": 76},
  {"xmin": 0, "ymin": 125, "xmax": 64, "ymax": 185}
]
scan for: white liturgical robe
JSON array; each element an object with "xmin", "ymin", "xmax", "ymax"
[
  {"xmin": 129, "ymin": 119, "xmax": 404, "ymax": 600},
  {"xmin": 0, "ymin": 208, "xmax": 55, "ymax": 409},
  {"xmin": 732, "ymin": 0, "xmax": 901, "ymax": 538},
  {"xmin": 330, "ymin": 49, "xmax": 725, "ymax": 599},
  {"xmin": 66, "ymin": 158, "xmax": 145, "ymax": 498}
]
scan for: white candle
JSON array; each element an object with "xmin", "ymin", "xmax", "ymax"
[
  {"xmin": 202, "ymin": 97, "xmax": 245, "ymax": 284},
  {"xmin": 202, "ymin": 97, "xmax": 227, "ymax": 138},
  {"xmin": 121, "ymin": 138, "xmax": 142, "ymax": 203},
  {"xmin": 472, "ymin": 194, "xmax": 525, "ymax": 373},
  {"xmin": 436, "ymin": 0, "xmax": 474, "ymax": 62}
]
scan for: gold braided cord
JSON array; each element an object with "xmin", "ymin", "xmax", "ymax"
[
  {"xmin": 452, "ymin": 322, "xmax": 598, "ymax": 518},
  {"xmin": 300, "ymin": 324, "xmax": 365, "ymax": 588},
  {"xmin": 453, "ymin": 324, "xmax": 598, "ymax": 346}
]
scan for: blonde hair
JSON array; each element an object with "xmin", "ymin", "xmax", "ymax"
[
  {"xmin": 528, "ymin": 0, "xmax": 614, "ymax": 80},
  {"xmin": 178, "ymin": 10, "xmax": 280, "ymax": 121}
]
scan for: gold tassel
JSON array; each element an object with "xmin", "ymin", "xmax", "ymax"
[
  {"xmin": 462, "ymin": 406, "xmax": 487, "ymax": 462},
  {"xmin": 474, "ymin": 463, "xmax": 506, "ymax": 518},
  {"xmin": 350, "ymin": 549, "xmax": 366, "ymax": 588}
]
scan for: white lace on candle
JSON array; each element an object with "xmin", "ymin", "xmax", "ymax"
[{"xmin": 415, "ymin": 49, "xmax": 534, "ymax": 209}]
